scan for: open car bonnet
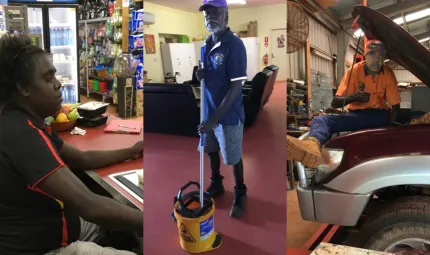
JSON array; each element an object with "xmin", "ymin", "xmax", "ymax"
[{"xmin": 352, "ymin": 6, "xmax": 430, "ymax": 86}]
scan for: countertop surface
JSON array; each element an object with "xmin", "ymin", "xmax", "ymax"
[{"xmin": 59, "ymin": 116, "xmax": 144, "ymax": 210}]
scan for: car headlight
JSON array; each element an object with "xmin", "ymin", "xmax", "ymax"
[
  {"xmin": 320, "ymin": 148, "xmax": 344, "ymax": 171},
  {"xmin": 314, "ymin": 149, "xmax": 344, "ymax": 183}
]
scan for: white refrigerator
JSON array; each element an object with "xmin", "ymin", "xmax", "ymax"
[
  {"xmin": 160, "ymin": 43, "xmax": 197, "ymax": 84},
  {"xmin": 241, "ymin": 37, "xmax": 259, "ymax": 80}
]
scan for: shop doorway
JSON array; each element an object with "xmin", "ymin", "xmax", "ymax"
[{"xmin": 270, "ymin": 28, "xmax": 287, "ymax": 81}]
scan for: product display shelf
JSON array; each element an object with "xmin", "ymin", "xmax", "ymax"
[
  {"xmin": 79, "ymin": 16, "xmax": 118, "ymax": 102},
  {"xmin": 78, "ymin": 1, "xmax": 132, "ymax": 104},
  {"xmin": 78, "ymin": 17, "xmax": 112, "ymax": 102}
]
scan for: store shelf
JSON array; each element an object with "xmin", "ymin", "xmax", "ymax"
[
  {"xmin": 51, "ymin": 45, "xmax": 73, "ymax": 50},
  {"xmin": 89, "ymin": 75, "xmax": 114, "ymax": 81},
  {"xmin": 50, "ymin": 23, "xmax": 73, "ymax": 27},
  {"xmin": 54, "ymin": 60, "xmax": 74, "ymax": 64},
  {"xmin": 80, "ymin": 85, "xmax": 113, "ymax": 101},
  {"xmin": 62, "ymin": 83, "xmax": 76, "ymax": 87},
  {"xmin": 78, "ymin": 17, "xmax": 110, "ymax": 24}
]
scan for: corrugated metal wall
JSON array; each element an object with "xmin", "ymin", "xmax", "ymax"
[
  {"xmin": 287, "ymin": 48, "xmax": 305, "ymax": 79},
  {"xmin": 287, "ymin": 17, "xmax": 338, "ymax": 80},
  {"xmin": 308, "ymin": 19, "xmax": 337, "ymax": 56},
  {"xmin": 308, "ymin": 18, "xmax": 337, "ymax": 79},
  {"xmin": 310, "ymin": 55, "xmax": 333, "ymax": 77},
  {"xmin": 393, "ymin": 69, "xmax": 414, "ymax": 82}
]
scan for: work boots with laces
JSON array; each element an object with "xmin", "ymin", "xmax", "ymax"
[
  {"xmin": 206, "ymin": 176, "xmax": 225, "ymax": 199},
  {"xmin": 410, "ymin": 112, "xmax": 430, "ymax": 125},
  {"xmin": 230, "ymin": 185, "xmax": 247, "ymax": 219},
  {"xmin": 287, "ymin": 135, "xmax": 323, "ymax": 168}
]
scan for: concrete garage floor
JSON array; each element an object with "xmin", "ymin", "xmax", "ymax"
[{"xmin": 287, "ymin": 185, "xmax": 321, "ymax": 248}]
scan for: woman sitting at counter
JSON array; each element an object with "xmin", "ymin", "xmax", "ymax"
[{"xmin": 0, "ymin": 34, "xmax": 143, "ymax": 255}]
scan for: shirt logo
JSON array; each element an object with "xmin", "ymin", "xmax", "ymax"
[{"xmin": 212, "ymin": 53, "xmax": 224, "ymax": 66}]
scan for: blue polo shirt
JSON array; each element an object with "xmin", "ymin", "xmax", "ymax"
[{"xmin": 201, "ymin": 28, "xmax": 247, "ymax": 126}]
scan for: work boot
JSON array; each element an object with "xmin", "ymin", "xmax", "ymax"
[
  {"xmin": 230, "ymin": 185, "xmax": 247, "ymax": 219},
  {"xmin": 287, "ymin": 135, "xmax": 323, "ymax": 168},
  {"xmin": 206, "ymin": 176, "xmax": 225, "ymax": 199},
  {"xmin": 410, "ymin": 112, "xmax": 430, "ymax": 125}
]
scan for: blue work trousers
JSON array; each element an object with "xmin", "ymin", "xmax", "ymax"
[{"xmin": 308, "ymin": 109, "xmax": 390, "ymax": 145}]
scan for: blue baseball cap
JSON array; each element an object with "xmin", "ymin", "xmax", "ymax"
[{"xmin": 199, "ymin": 0, "xmax": 228, "ymax": 12}]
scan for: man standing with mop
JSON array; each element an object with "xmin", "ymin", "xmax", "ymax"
[{"xmin": 196, "ymin": 0, "xmax": 248, "ymax": 219}]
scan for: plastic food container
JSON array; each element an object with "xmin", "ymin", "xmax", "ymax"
[
  {"xmin": 77, "ymin": 101, "xmax": 109, "ymax": 119},
  {"xmin": 77, "ymin": 113, "xmax": 109, "ymax": 127},
  {"xmin": 88, "ymin": 80, "xmax": 94, "ymax": 90},
  {"xmin": 99, "ymin": 81, "xmax": 108, "ymax": 93},
  {"xmin": 93, "ymin": 80, "xmax": 99, "ymax": 91},
  {"xmin": 94, "ymin": 65, "xmax": 108, "ymax": 77}
]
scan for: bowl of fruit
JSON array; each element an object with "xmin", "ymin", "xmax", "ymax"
[{"xmin": 48, "ymin": 104, "xmax": 80, "ymax": 132}]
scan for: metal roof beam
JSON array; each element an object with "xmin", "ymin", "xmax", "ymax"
[
  {"xmin": 340, "ymin": 0, "xmax": 430, "ymax": 28},
  {"xmin": 412, "ymin": 30, "xmax": 430, "ymax": 40}
]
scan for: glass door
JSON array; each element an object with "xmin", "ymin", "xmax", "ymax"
[
  {"xmin": 27, "ymin": 7, "xmax": 44, "ymax": 49},
  {"xmin": 48, "ymin": 7, "xmax": 78, "ymax": 104}
]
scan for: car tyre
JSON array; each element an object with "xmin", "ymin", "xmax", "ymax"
[{"xmin": 353, "ymin": 195, "xmax": 430, "ymax": 252}]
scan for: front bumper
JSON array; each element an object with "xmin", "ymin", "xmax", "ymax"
[{"xmin": 295, "ymin": 133, "xmax": 371, "ymax": 226}]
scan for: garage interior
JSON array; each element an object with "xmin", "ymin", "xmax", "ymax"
[{"xmin": 287, "ymin": 0, "xmax": 430, "ymax": 254}]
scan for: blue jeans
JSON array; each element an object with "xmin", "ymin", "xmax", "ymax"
[
  {"xmin": 309, "ymin": 109, "xmax": 390, "ymax": 145},
  {"xmin": 198, "ymin": 122, "xmax": 244, "ymax": 165}
]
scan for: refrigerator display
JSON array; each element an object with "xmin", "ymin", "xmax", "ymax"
[
  {"xmin": 48, "ymin": 7, "xmax": 78, "ymax": 104},
  {"xmin": 27, "ymin": 7, "xmax": 44, "ymax": 49},
  {"xmin": 9, "ymin": 0, "xmax": 78, "ymax": 3},
  {"xmin": 0, "ymin": 5, "xmax": 6, "ymax": 34}
]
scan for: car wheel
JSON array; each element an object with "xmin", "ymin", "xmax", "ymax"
[{"xmin": 354, "ymin": 196, "xmax": 430, "ymax": 254}]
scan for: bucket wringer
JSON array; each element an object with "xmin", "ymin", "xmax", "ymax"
[{"xmin": 173, "ymin": 181, "xmax": 222, "ymax": 253}]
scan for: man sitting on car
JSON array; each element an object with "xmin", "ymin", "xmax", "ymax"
[{"xmin": 287, "ymin": 40, "xmax": 401, "ymax": 168}]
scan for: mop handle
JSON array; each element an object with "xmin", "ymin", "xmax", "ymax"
[{"xmin": 199, "ymin": 57, "xmax": 205, "ymax": 209}]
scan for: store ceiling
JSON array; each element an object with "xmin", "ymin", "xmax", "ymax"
[
  {"xmin": 144, "ymin": 0, "xmax": 286, "ymax": 12},
  {"xmin": 327, "ymin": 0, "xmax": 430, "ymax": 42}
]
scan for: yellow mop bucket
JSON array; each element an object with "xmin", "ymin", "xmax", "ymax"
[{"xmin": 172, "ymin": 181, "xmax": 222, "ymax": 253}]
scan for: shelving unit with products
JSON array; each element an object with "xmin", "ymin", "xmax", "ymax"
[
  {"xmin": 78, "ymin": 11, "xmax": 124, "ymax": 103},
  {"xmin": 78, "ymin": 0, "xmax": 143, "ymax": 117},
  {"xmin": 287, "ymin": 79, "xmax": 309, "ymax": 129}
]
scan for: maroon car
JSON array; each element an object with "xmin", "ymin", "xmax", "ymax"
[{"xmin": 296, "ymin": 6, "xmax": 430, "ymax": 254}]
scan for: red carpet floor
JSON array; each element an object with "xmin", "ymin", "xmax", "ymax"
[{"xmin": 144, "ymin": 82, "xmax": 286, "ymax": 254}]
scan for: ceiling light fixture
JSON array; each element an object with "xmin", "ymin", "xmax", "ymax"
[
  {"xmin": 393, "ymin": 8, "xmax": 430, "ymax": 25},
  {"xmin": 419, "ymin": 37, "xmax": 430, "ymax": 43},
  {"xmin": 226, "ymin": 0, "xmax": 246, "ymax": 4},
  {"xmin": 353, "ymin": 8, "xmax": 430, "ymax": 39},
  {"xmin": 353, "ymin": 29, "xmax": 363, "ymax": 38}
]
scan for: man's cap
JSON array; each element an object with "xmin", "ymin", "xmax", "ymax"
[
  {"xmin": 366, "ymin": 40, "xmax": 386, "ymax": 55},
  {"xmin": 199, "ymin": 0, "xmax": 228, "ymax": 12}
]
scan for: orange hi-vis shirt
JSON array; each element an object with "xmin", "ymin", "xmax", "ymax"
[{"xmin": 335, "ymin": 61, "xmax": 401, "ymax": 111}]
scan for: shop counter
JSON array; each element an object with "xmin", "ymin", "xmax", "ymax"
[{"xmin": 59, "ymin": 116, "xmax": 143, "ymax": 211}]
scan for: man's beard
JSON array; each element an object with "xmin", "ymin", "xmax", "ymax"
[
  {"xmin": 368, "ymin": 64, "xmax": 382, "ymax": 73},
  {"xmin": 207, "ymin": 22, "xmax": 223, "ymax": 34}
]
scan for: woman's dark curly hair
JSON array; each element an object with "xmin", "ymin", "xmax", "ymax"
[{"xmin": 0, "ymin": 33, "xmax": 46, "ymax": 104}]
